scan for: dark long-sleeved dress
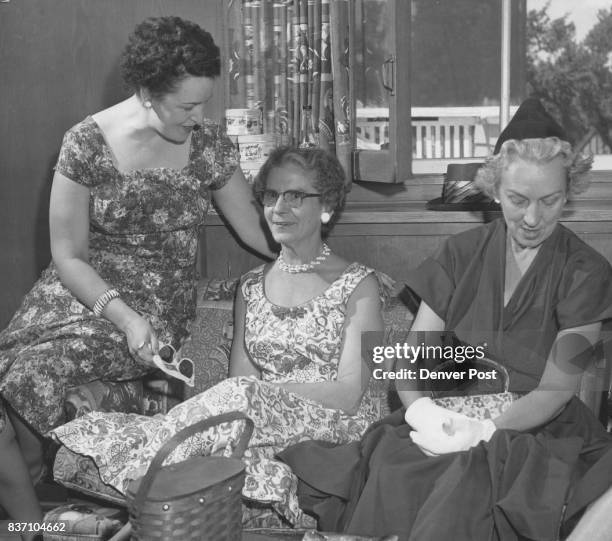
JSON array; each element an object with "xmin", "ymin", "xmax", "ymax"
[
  {"xmin": 0, "ymin": 116, "xmax": 238, "ymax": 435},
  {"xmin": 280, "ymin": 219, "xmax": 612, "ymax": 541}
]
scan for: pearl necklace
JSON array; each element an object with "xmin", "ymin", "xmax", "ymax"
[{"xmin": 277, "ymin": 243, "xmax": 331, "ymax": 273}]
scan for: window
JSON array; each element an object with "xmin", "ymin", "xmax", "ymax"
[
  {"xmin": 352, "ymin": 0, "xmax": 526, "ymax": 181},
  {"xmin": 352, "ymin": 0, "xmax": 612, "ymax": 182},
  {"xmin": 224, "ymin": 0, "xmax": 612, "ymax": 184}
]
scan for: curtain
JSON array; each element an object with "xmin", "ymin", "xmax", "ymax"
[{"xmin": 226, "ymin": 0, "xmax": 352, "ymax": 180}]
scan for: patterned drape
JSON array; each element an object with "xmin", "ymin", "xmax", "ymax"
[{"xmin": 226, "ymin": 0, "xmax": 351, "ymax": 178}]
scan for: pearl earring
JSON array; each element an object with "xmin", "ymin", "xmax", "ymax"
[
  {"xmin": 143, "ymin": 100, "xmax": 152, "ymax": 109},
  {"xmin": 321, "ymin": 212, "xmax": 331, "ymax": 224}
]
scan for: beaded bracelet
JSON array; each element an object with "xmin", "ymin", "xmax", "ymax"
[{"xmin": 92, "ymin": 288, "xmax": 120, "ymax": 316}]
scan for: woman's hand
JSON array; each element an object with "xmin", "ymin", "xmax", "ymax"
[
  {"xmin": 410, "ymin": 414, "xmax": 496, "ymax": 456},
  {"xmin": 50, "ymin": 172, "xmax": 160, "ymax": 364},
  {"xmin": 122, "ymin": 315, "xmax": 160, "ymax": 368},
  {"xmin": 405, "ymin": 397, "xmax": 474, "ymax": 455},
  {"xmin": 404, "ymin": 397, "xmax": 468, "ymax": 433},
  {"xmin": 446, "ymin": 417, "xmax": 496, "ymax": 450}
]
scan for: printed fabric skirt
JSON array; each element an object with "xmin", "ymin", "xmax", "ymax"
[{"xmin": 52, "ymin": 376, "xmax": 381, "ymax": 527}]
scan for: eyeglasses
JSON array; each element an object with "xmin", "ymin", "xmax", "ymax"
[
  {"xmin": 152, "ymin": 343, "xmax": 195, "ymax": 387},
  {"xmin": 256, "ymin": 189, "xmax": 322, "ymax": 208}
]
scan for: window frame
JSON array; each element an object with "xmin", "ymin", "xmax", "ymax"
[
  {"xmin": 219, "ymin": 0, "xmax": 612, "ymax": 190},
  {"xmin": 348, "ymin": 0, "xmax": 612, "ymax": 186},
  {"xmin": 350, "ymin": 0, "xmax": 411, "ymax": 184}
]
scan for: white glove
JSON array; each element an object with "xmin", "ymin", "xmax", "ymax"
[
  {"xmin": 446, "ymin": 416, "xmax": 497, "ymax": 450},
  {"xmin": 404, "ymin": 397, "xmax": 471, "ymax": 456},
  {"xmin": 404, "ymin": 397, "xmax": 469, "ymax": 433},
  {"xmin": 410, "ymin": 415, "xmax": 496, "ymax": 456}
]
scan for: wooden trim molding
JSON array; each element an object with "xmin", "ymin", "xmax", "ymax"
[
  {"xmin": 203, "ymin": 197, "xmax": 612, "ymax": 279},
  {"xmin": 337, "ymin": 199, "xmax": 612, "ymax": 224},
  {"xmin": 206, "ymin": 199, "xmax": 612, "ymax": 227}
]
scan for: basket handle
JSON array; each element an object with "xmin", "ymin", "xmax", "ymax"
[
  {"xmin": 133, "ymin": 411, "xmax": 254, "ymax": 511},
  {"xmin": 477, "ymin": 356, "xmax": 510, "ymax": 392}
]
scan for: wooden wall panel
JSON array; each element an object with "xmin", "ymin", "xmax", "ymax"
[
  {"xmin": 0, "ymin": 0, "xmax": 224, "ymax": 327},
  {"xmin": 203, "ymin": 225, "xmax": 472, "ymax": 282},
  {"xmin": 203, "ymin": 219, "xmax": 612, "ymax": 283}
]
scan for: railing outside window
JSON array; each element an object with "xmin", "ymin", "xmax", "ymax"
[
  {"xmin": 224, "ymin": 0, "xmax": 612, "ymax": 184},
  {"xmin": 350, "ymin": 0, "xmax": 527, "ymax": 181}
]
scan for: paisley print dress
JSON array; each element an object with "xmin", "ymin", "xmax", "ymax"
[
  {"xmin": 51, "ymin": 262, "xmax": 384, "ymax": 526},
  {"xmin": 0, "ymin": 116, "xmax": 238, "ymax": 434}
]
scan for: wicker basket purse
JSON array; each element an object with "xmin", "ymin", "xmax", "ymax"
[{"xmin": 125, "ymin": 411, "xmax": 254, "ymax": 541}]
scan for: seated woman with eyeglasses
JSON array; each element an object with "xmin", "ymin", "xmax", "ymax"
[{"xmin": 51, "ymin": 146, "xmax": 387, "ymax": 528}]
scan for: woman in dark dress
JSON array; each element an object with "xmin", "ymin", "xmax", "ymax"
[
  {"xmin": 0, "ymin": 17, "xmax": 272, "ymax": 535},
  {"xmin": 280, "ymin": 103, "xmax": 612, "ymax": 541}
]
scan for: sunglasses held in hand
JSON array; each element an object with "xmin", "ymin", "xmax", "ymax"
[{"xmin": 152, "ymin": 343, "xmax": 195, "ymax": 387}]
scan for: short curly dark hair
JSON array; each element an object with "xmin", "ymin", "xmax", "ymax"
[
  {"xmin": 120, "ymin": 16, "xmax": 221, "ymax": 98},
  {"xmin": 254, "ymin": 146, "xmax": 347, "ymax": 231}
]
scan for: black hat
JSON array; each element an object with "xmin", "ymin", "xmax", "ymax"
[
  {"xmin": 426, "ymin": 162, "xmax": 498, "ymax": 211},
  {"xmin": 493, "ymin": 97, "xmax": 568, "ymax": 154},
  {"xmin": 427, "ymin": 98, "xmax": 567, "ymax": 211}
]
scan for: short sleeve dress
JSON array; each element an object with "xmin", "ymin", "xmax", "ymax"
[
  {"xmin": 406, "ymin": 218, "xmax": 612, "ymax": 392},
  {"xmin": 0, "ymin": 116, "xmax": 238, "ymax": 434},
  {"xmin": 51, "ymin": 262, "xmax": 385, "ymax": 528}
]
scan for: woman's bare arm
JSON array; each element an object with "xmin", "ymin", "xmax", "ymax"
[
  {"xmin": 228, "ymin": 284, "xmax": 262, "ymax": 378},
  {"xmin": 49, "ymin": 172, "xmax": 158, "ymax": 363},
  {"xmin": 395, "ymin": 301, "xmax": 445, "ymax": 409},
  {"xmin": 276, "ymin": 274, "xmax": 384, "ymax": 414},
  {"xmin": 493, "ymin": 322, "xmax": 602, "ymax": 431}
]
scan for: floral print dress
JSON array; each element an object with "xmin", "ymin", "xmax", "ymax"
[
  {"xmin": 0, "ymin": 116, "xmax": 238, "ymax": 434},
  {"xmin": 51, "ymin": 262, "xmax": 384, "ymax": 527}
]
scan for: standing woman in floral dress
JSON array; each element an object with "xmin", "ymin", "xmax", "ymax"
[
  {"xmin": 51, "ymin": 146, "xmax": 387, "ymax": 529},
  {"xmin": 0, "ymin": 16, "xmax": 272, "ymax": 536}
]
